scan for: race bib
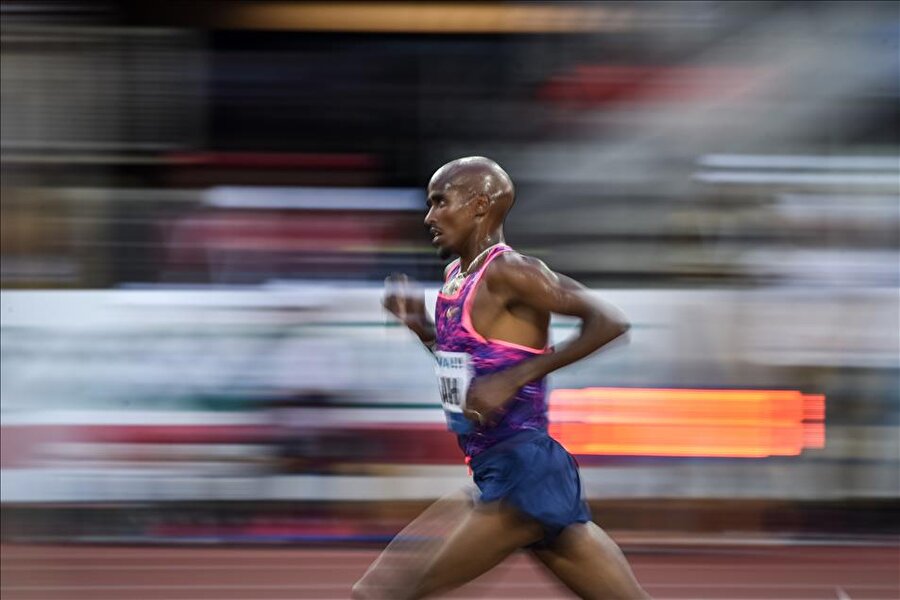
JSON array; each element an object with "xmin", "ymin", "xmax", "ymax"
[{"xmin": 434, "ymin": 351, "xmax": 474, "ymax": 434}]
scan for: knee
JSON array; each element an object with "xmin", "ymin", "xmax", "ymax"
[
  {"xmin": 352, "ymin": 575, "xmax": 405, "ymax": 600},
  {"xmin": 351, "ymin": 578, "xmax": 375, "ymax": 599},
  {"xmin": 353, "ymin": 572, "xmax": 424, "ymax": 600}
]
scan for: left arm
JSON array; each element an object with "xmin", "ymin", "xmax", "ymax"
[{"xmin": 465, "ymin": 255, "xmax": 630, "ymax": 423}]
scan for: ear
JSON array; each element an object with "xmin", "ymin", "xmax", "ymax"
[{"xmin": 473, "ymin": 194, "xmax": 490, "ymax": 218}]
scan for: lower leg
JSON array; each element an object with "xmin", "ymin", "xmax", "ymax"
[
  {"xmin": 532, "ymin": 522, "xmax": 651, "ymax": 600},
  {"xmin": 409, "ymin": 502, "xmax": 544, "ymax": 599},
  {"xmin": 353, "ymin": 489, "xmax": 473, "ymax": 599}
]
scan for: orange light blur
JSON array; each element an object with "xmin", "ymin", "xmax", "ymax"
[
  {"xmin": 549, "ymin": 388, "xmax": 825, "ymax": 458},
  {"xmin": 220, "ymin": 3, "xmax": 636, "ymax": 34}
]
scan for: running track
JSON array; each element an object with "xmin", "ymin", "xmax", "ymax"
[{"xmin": 2, "ymin": 542, "xmax": 898, "ymax": 599}]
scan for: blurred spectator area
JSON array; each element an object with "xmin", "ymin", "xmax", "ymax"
[
  {"xmin": 2, "ymin": 1, "xmax": 897, "ymax": 288},
  {"xmin": 1, "ymin": 2, "xmax": 898, "ymax": 544}
]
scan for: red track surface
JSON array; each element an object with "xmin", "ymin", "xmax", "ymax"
[{"xmin": 2, "ymin": 542, "xmax": 898, "ymax": 599}]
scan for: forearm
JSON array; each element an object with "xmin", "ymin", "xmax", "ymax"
[
  {"xmin": 409, "ymin": 318, "xmax": 436, "ymax": 347},
  {"xmin": 509, "ymin": 314, "xmax": 629, "ymax": 386}
]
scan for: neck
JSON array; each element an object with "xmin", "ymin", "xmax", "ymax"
[{"xmin": 459, "ymin": 231, "xmax": 504, "ymax": 273}]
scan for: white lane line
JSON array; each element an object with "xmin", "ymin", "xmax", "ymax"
[
  {"xmin": 3, "ymin": 561, "xmax": 897, "ymax": 571},
  {"xmin": 0, "ymin": 550, "xmax": 381, "ymax": 558},
  {"xmin": 3, "ymin": 549, "xmax": 896, "ymax": 560},
  {"xmin": 0, "ymin": 565, "xmax": 375, "ymax": 571},
  {"xmin": 2, "ymin": 584, "xmax": 347, "ymax": 590},
  {"xmin": 4, "ymin": 550, "xmax": 893, "ymax": 561},
  {"xmin": 3, "ymin": 583, "xmax": 897, "ymax": 591}
]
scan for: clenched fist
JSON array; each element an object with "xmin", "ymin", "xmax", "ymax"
[{"xmin": 383, "ymin": 273, "xmax": 435, "ymax": 344}]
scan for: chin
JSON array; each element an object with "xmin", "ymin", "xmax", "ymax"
[{"xmin": 437, "ymin": 246, "xmax": 453, "ymax": 260}]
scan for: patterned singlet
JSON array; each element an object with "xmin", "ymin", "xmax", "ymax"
[{"xmin": 433, "ymin": 244, "xmax": 550, "ymax": 458}]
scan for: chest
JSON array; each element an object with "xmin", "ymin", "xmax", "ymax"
[{"xmin": 436, "ymin": 279, "xmax": 504, "ymax": 339}]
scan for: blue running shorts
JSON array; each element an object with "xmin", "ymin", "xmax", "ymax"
[{"xmin": 468, "ymin": 428, "xmax": 592, "ymax": 547}]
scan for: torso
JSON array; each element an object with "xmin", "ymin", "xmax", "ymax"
[
  {"xmin": 443, "ymin": 249, "xmax": 550, "ymax": 351},
  {"xmin": 468, "ymin": 273, "xmax": 550, "ymax": 351},
  {"xmin": 434, "ymin": 244, "xmax": 550, "ymax": 457}
]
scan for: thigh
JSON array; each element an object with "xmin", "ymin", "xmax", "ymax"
[
  {"xmin": 531, "ymin": 521, "xmax": 651, "ymax": 600},
  {"xmin": 410, "ymin": 500, "xmax": 545, "ymax": 599},
  {"xmin": 354, "ymin": 487, "xmax": 475, "ymax": 599}
]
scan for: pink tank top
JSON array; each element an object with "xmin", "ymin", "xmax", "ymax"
[{"xmin": 433, "ymin": 244, "xmax": 549, "ymax": 457}]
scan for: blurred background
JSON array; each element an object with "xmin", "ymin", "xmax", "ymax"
[{"xmin": 1, "ymin": 0, "xmax": 898, "ymax": 588}]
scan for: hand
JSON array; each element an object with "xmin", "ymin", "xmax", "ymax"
[
  {"xmin": 383, "ymin": 273, "xmax": 431, "ymax": 339},
  {"xmin": 464, "ymin": 369, "xmax": 523, "ymax": 427}
]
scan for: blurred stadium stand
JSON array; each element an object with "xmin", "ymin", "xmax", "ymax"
[{"xmin": 1, "ymin": 1, "xmax": 897, "ymax": 544}]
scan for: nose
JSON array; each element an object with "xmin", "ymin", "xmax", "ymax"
[{"xmin": 424, "ymin": 206, "xmax": 436, "ymax": 227}]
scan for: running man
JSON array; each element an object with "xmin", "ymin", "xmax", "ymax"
[{"xmin": 354, "ymin": 157, "xmax": 650, "ymax": 599}]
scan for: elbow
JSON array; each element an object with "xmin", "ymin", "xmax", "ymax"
[
  {"xmin": 605, "ymin": 312, "xmax": 630, "ymax": 337},
  {"xmin": 613, "ymin": 319, "xmax": 631, "ymax": 345},
  {"xmin": 585, "ymin": 307, "xmax": 631, "ymax": 348},
  {"xmin": 590, "ymin": 315, "xmax": 630, "ymax": 348}
]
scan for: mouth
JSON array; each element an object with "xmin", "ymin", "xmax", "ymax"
[{"xmin": 430, "ymin": 228, "xmax": 444, "ymax": 245}]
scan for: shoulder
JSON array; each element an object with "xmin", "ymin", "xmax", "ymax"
[
  {"xmin": 484, "ymin": 250, "xmax": 557, "ymax": 292},
  {"xmin": 489, "ymin": 249, "xmax": 550, "ymax": 273}
]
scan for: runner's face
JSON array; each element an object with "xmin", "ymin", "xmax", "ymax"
[{"xmin": 425, "ymin": 185, "xmax": 475, "ymax": 259}]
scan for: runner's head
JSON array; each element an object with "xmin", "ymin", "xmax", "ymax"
[{"xmin": 425, "ymin": 157, "xmax": 515, "ymax": 259}]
